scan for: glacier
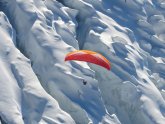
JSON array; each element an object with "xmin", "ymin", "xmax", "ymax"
[{"xmin": 0, "ymin": 0, "xmax": 165, "ymax": 124}]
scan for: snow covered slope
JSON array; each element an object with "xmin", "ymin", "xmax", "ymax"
[
  {"xmin": 0, "ymin": 0, "xmax": 165, "ymax": 124},
  {"xmin": 0, "ymin": 11, "xmax": 74, "ymax": 124}
]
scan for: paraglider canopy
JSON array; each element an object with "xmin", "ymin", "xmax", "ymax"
[{"xmin": 65, "ymin": 50, "xmax": 111, "ymax": 70}]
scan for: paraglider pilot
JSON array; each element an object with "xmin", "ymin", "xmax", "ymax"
[{"xmin": 83, "ymin": 79, "xmax": 87, "ymax": 85}]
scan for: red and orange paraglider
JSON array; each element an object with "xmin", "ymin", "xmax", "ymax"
[{"xmin": 65, "ymin": 50, "xmax": 111, "ymax": 70}]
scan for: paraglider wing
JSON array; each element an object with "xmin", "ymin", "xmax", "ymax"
[{"xmin": 65, "ymin": 50, "xmax": 111, "ymax": 70}]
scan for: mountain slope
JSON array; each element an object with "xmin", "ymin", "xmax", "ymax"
[
  {"xmin": 0, "ymin": 0, "xmax": 165, "ymax": 124},
  {"xmin": 0, "ymin": 11, "xmax": 74, "ymax": 124},
  {"xmin": 60, "ymin": 0, "xmax": 165, "ymax": 124}
]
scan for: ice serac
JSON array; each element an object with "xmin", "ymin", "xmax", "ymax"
[
  {"xmin": 0, "ymin": 0, "xmax": 113, "ymax": 124},
  {"xmin": 0, "ymin": 12, "xmax": 74, "ymax": 124},
  {"xmin": 60, "ymin": 0, "xmax": 165, "ymax": 124}
]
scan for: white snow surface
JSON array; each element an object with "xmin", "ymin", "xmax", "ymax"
[{"xmin": 0, "ymin": 0, "xmax": 165, "ymax": 124}]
